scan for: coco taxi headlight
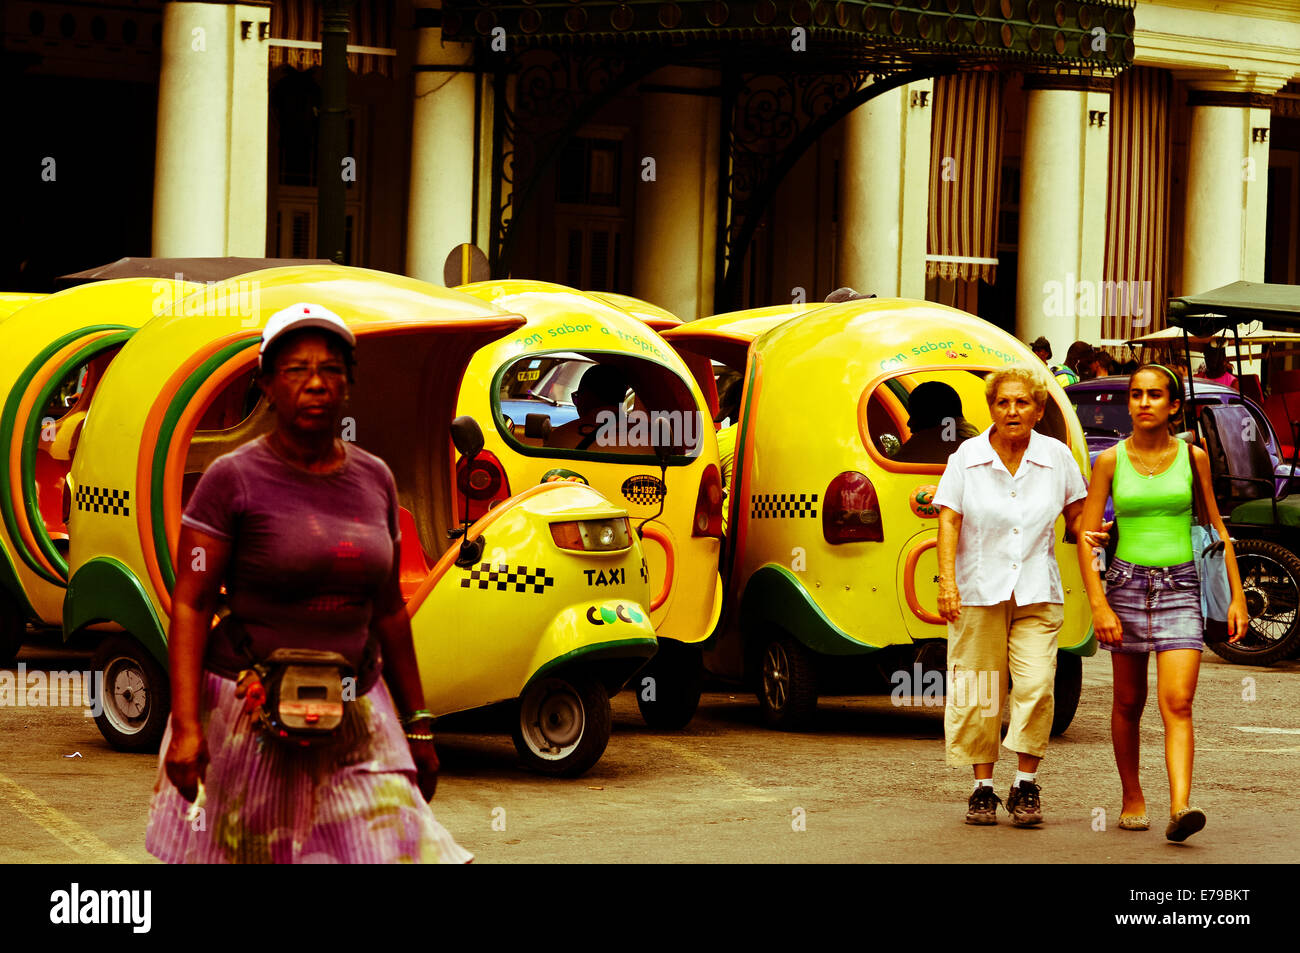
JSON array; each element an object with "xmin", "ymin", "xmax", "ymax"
[{"xmin": 549, "ymin": 517, "xmax": 632, "ymax": 552}]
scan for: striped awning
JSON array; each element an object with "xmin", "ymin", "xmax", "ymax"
[
  {"xmin": 268, "ymin": 0, "xmax": 394, "ymax": 77},
  {"xmin": 1102, "ymin": 67, "xmax": 1171, "ymax": 341},
  {"xmin": 927, "ymin": 72, "xmax": 1003, "ymax": 284}
]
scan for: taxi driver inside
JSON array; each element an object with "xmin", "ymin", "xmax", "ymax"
[{"xmin": 496, "ymin": 353, "xmax": 702, "ymax": 459}]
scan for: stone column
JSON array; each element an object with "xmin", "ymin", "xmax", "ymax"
[
  {"xmin": 406, "ymin": 1, "xmax": 477, "ymax": 283},
  {"xmin": 837, "ymin": 81, "xmax": 932, "ymax": 299},
  {"xmin": 1182, "ymin": 86, "xmax": 1276, "ymax": 294},
  {"xmin": 632, "ymin": 67, "xmax": 720, "ymax": 321},
  {"xmin": 153, "ymin": 2, "xmax": 270, "ymax": 257},
  {"xmin": 1015, "ymin": 74, "xmax": 1112, "ymax": 345}
]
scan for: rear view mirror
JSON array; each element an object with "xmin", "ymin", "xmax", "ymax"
[{"xmin": 450, "ymin": 415, "xmax": 484, "ymax": 460}]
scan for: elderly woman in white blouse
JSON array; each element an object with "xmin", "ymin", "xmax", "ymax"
[{"xmin": 933, "ymin": 365, "xmax": 1088, "ymax": 828}]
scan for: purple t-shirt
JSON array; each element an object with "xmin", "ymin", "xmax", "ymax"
[{"xmin": 182, "ymin": 436, "xmax": 400, "ymax": 672}]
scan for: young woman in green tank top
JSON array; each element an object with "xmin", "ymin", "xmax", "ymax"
[{"xmin": 1077, "ymin": 365, "xmax": 1247, "ymax": 843}]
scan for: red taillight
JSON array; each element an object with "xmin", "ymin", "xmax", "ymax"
[
  {"xmin": 456, "ymin": 450, "xmax": 510, "ymax": 521},
  {"xmin": 823, "ymin": 471, "xmax": 883, "ymax": 544},
  {"xmin": 693, "ymin": 463, "xmax": 723, "ymax": 538}
]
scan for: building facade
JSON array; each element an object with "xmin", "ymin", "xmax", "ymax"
[{"xmin": 5, "ymin": 0, "xmax": 1299, "ymax": 355}]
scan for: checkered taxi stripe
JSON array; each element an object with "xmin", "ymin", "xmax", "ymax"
[
  {"xmin": 460, "ymin": 563, "xmax": 555, "ymax": 594},
  {"xmin": 75, "ymin": 485, "xmax": 131, "ymax": 517},
  {"xmin": 751, "ymin": 493, "xmax": 818, "ymax": 519}
]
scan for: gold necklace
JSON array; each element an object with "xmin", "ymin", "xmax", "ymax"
[{"xmin": 1131, "ymin": 438, "xmax": 1173, "ymax": 479}]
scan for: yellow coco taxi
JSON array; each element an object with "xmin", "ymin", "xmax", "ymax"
[
  {"xmin": 65, "ymin": 265, "xmax": 656, "ymax": 777},
  {"xmin": 0, "ymin": 293, "xmax": 47, "ymax": 321},
  {"xmin": 452, "ymin": 280, "xmax": 724, "ymax": 728},
  {"xmin": 661, "ymin": 299, "xmax": 1094, "ymax": 733},
  {"xmin": 0, "ymin": 278, "xmax": 199, "ymax": 665}
]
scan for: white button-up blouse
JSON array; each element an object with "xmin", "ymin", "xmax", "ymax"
[{"xmin": 932, "ymin": 428, "xmax": 1087, "ymax": 607}]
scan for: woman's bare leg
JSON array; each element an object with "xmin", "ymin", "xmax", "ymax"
[
  {"xmin": 1111, "ymin": 652, "xmax": 1149, "ymax": 817},
  {"xmin": 1156, "ymin": 648, "xmax": 1202, "ymax": 815}
]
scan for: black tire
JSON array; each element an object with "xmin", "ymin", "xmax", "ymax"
[
  {"xmin": 756, "ymin": 634, "xmax": 818, "ymax": 731},
  {"xmin": 0, "ymin": 592, "xmax": 25, "ymax": 666},
  {"xmin": 1050, "ymin": 651, "xmax": 1082, "ymax": 736},
  {"xmin": 512, "ymin": 673, "xmax": 611, "ymax": 777},
  {"xmin": 1206, "ymin": 539, "xmax": 1300, "ymax": 667},
  {"xmin": 92, "ymin": 635, "xmax": 171, "ymax": 752},
  {"xmin": 635, "ymin": 641, "xmax": 704, "ymax": 730}
]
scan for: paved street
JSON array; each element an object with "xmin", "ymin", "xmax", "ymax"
[{"xmin": 2, "ymin": 630, "xmax": 1298, "ymax": 864}]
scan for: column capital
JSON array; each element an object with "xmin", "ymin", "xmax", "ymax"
[
  {"xmin": 1178, "ymin": 72, "xmax": 1291, "ymax": 98},
  {"xmin": 1022, "ymin": 72, "xmax": 1113, "ymax": 94},
  {"xmin": 1185, "ymin": 87, "xmax": 1277, "ymax": 110}
]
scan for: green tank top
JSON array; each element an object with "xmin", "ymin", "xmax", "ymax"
[{"xmin": 1112, "ymin": 438, "xmax": 1193, "ymax": 567}]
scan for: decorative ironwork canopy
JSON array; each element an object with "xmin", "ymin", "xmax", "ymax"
[
  {"xmin": 442, "ymin": 0, "xmax": 1136, "ymax": 69},
  {"xmin": 435, "ymin": 0, "xmax": 1135, "ymax": 310}
]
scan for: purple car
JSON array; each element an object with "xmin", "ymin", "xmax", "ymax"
[{"xmin": 1067, "ymin": 376, "xmax": 1299, "ymax": 499}]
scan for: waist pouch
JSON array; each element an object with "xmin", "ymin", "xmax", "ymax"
[
  {"xmin": 254, "ymin": 648, "xmax": 353, "ymax": 746},
  {"xmin": 204, "ymin": 615, "xmax": 377, "ymax": 747}
]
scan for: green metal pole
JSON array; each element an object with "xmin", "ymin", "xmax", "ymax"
[{"xmin": 317, "ymin": 0, "xmax": 353, "ymax": 264}]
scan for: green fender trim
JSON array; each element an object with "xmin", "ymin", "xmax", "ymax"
[
  {"xmin": 21, "ymin": 330, "xmax": 136, "ymax": 581},
  {"xmin": 0, "ymin": 543, "xmax": 38, "ymax": 620},
  {"xmin": 0, "ymin": 324, "xmax": 134, "ymax": 586},
  {"xmin": 64, "ymin": 557, "xmax": 167, "ymax": 667},
  {"xmin": 152, "ymin": 338, "xmax": 259, "ymax": 593},
  {"xmin": 740, "ymin": 564, "xmax": 879, "ymax": 656},
  {"xmin": 1063, "ymin": 624, "xmax": 1099, "ymax": 657},
  {"xmin": 523, "ymin": 637, "xmax": 658, "ymax": 696}
]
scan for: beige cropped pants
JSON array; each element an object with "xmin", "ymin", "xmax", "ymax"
[{"xmin": 944, "ymin": 597, "xmax": 1062, "ymax": 766}]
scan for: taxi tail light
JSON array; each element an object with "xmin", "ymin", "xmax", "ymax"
[
  {"xmin": 550, "ymin": 518, "xmax": 632, "ymax": 552},
  {"xmin": 456, "ymin": 450, "xmax": 509, "ymax": 522},
  {"xmin": 693, "ymin": 464, "xmax": 723, "ymax": 538},
  {"xmin": 823, "ymin": 471, "xmax": 884, "ymax": 544}
]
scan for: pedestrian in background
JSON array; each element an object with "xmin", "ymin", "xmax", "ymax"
[
  {"xmin": 1076, "ymin": 363, "xmax": 1247, "ymax": 841},
  {"xmin": 934, "ymin": 365, "xmax": 1088, "ymax": 827}
]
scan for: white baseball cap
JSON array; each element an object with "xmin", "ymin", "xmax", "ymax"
[{"xmin": 259, "ymin": 302, "xmax": 357, "ymax": 369}]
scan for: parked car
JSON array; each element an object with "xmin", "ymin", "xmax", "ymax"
[{"xmin": 1067, "ymin": 376, "xmax": 1298, "ymax": 498}]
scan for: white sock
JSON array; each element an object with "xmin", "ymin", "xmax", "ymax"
[
  {"xmin": 1014, "ymin": 770, "xmax": 1037, "ymax": 787},
  {"xmin": 973, "ymin": 779, "xmax": 994, "ymax": 791}
]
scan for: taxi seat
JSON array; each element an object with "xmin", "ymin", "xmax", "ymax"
[
  {"xmin": 397, "ymin": 505, "xmax": 430, "ymax": 600},
  {"xmin": 34, "ymin": 449, "xmax": 69, "ymax": 539},
  {"xmin": 185, "ymin": 398, "xmax": 275, "ymax": 475}
]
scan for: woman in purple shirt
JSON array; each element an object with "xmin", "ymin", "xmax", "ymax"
[{"xmin": 146, "ymin": 303, "xmax": 470, "ymax": 863}]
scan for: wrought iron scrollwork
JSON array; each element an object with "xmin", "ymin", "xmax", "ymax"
[{"xmin": 491, "ymin": 50, "xmax": 659, "ymax": 275}]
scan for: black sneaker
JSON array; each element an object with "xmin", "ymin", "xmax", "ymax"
[
  {"xmin": 1006, "ymin": 780, "xmax": 1043, "ymax": 827},
  {"xmin": 965, "ymin": 785, "xmax": 1002, "ymax": 825}
]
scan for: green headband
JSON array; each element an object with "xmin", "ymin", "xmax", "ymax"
[{"xmin": 1143, "ymin": 363, "xmax": 1181, "ymax": 389}]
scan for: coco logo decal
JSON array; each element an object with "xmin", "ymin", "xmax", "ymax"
[
  {"xmin": 622, "ymin": 474, "xmax": 666, "ymax": 506},
  {"xmin": 586, "ymin": 604, "xmax": 645, "ymax": 625},
  {"xmin": 910, "ymin": 484, "xmax": 939, "ymax": 518}
]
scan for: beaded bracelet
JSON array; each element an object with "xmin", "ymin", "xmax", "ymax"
[{"xmin": 405, "ymin": 731, "xmax": 435, "ymax": 743}]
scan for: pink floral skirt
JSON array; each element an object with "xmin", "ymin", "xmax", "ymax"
[{"xmin": 146, "ymin": 672, "xmax": 472, "ymax": 864}]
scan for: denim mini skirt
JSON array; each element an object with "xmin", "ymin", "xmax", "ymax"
[{"xmin": 1100, "ymin": 557, "xmax": 1205, "ymax": 654}]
